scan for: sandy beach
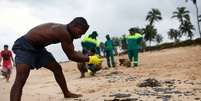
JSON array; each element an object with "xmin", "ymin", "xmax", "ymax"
[{"xmin": 1, "ymin": 45, "xmax": 201, "ymax": 101}]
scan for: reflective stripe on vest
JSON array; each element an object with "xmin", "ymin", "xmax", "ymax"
[
  {"xmin": 127, "ymin": 33, "xmax": 142, "ymax": 39},
  {"xmin": 82, "ymin": 35, "xmax": 98, "ymax": 46}
]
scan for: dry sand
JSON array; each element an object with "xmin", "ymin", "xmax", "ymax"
[{"xmin": 0, "ymin": 46, "xmax": 201, "ymax": 101}]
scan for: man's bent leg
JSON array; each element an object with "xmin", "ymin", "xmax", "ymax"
[
  {"xmin": 10, "ymin": 64, "xmax": 30, "ymax": 101},
  {"xmin": 44, "ymin": 61, "xmax": 82, "ymax": 98}
]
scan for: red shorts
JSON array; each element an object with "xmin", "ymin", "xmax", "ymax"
[{"xmin": 3, "ymin": 60, "xmax": 12, "ymax": 69}]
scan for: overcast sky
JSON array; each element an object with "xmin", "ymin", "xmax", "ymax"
[{"xmin": 0, "ymin": 0, "xmax": 200, "ymax": 61}]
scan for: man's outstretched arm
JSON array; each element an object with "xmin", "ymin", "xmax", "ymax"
[{"xmin": 61, "ymin": 41, "xmax": 89, "ymax": 62}]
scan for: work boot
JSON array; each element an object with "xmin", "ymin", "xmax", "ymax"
[
  {"xmin": 80, "ymin": 74, "xmax": 85, "ymax": 78},
  {"xmin": 108, "ymin": 64, "xmax": 111, "ymax": 68},
  {"xmin": 134, "ymin": 63, "xmax": 138, "ymax": 67},
  {"xmin": 112, "ymin": 62, "xmax": 116, "ymax": 67}
]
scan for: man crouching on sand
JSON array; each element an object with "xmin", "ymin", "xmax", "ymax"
[{"xmin": 11, "ymin": 17, "xmax": 102, "ymax": 101}]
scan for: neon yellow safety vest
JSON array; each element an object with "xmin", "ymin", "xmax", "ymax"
[
  {"xmin": 127, "ymin": 33, "xmax": 143, "ymax": 50},
  {"xmin": 126, "ymin": 33, "xmax": 142, "ymax": 39},
  {"xmin": 82, "ymin": 35, "xmax": 99, "ymax": 46},
  {"xmin": 81, "ymin": 35, "xmax": 100, "ymax": 52}
]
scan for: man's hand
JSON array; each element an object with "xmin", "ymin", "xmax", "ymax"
[{"xmin": 88, "ymin": 55, "xmax": 102, "ymax": 65}]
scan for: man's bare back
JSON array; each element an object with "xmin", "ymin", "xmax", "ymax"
[
  {"xmin": 21, "ymin": 20, "xmax": 90, "ymax": 63},
  {"xmin": 24, "ymin": 23, "xmax": 71, "ymax": 48}
]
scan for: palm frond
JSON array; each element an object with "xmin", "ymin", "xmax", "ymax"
[
  {"xmin": 185, "ymin": 0, "xmax": 197, "ymax": 5},
  {"xmin": 192, "ymin": 0, "xmax": 196, "ymax": 4}
]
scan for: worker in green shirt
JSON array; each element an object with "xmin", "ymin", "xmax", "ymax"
[
  {"xmin": 126, "ymin": 28, "xmax": 143, "ymax": 67},
  {"xmin": 104, "ymin": 34, "xmax": 115, "ymax": 68}
]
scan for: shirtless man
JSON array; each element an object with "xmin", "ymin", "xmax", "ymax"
[{"xmin": 11, "ymin": 17, "xmax": 102, "ymax": 101}]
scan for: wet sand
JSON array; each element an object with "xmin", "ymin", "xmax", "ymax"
[{"xmin": 1, "ymin": 46, "xmax": 201, "ymax": 101}]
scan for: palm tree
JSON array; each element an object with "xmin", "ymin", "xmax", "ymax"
[
  {"xmin": 185, "ymin": 0, "xmax": 201, "ymax": 38},
  {"xmin": 172, "ymin": 7, "xmax": 192, "ymax": 39},
  {"xmin": 180, "ymin": 20, "xmax": 195, "ymax": 40},
  {"xmin": 155, "ymin": 34, "xmax": 163, "ymax": 45},
  {"xmin": 146, "ymin": 8, "xmax": 162, "ymax": 26},
  {"xmin": 143, "ymin": 25, "xmax": 157, "ymax": 47},
  {"xmin": 167, "ymin": 28, "xmax": 182, "ymax": 42},
  {"xmin": 172, "ymin": 7, "xmax": 190, "ymax": 25},
  {"xmin": 145, "ymin": 8, "xmax": 162, "ymax": 49}
]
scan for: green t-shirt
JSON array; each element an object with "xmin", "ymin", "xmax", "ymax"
[{"xmin": 105, "ymin": 40, "xmax": 113, "ymax": 51}]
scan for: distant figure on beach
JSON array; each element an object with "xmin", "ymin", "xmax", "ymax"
[
  {"xmin": 0, "ymin": 45, "xmax": 14, "ymax": 82},
  {"xmin": 104, "ymin": 34, "xmax": 116, "ymax": 68},
  {"xmin": 126, "ymin": 28, "xmax": 143, "ymax": 67},
  {"xmin": 11, "ymin": 17, "xmax": 102, "ymax": 101}
]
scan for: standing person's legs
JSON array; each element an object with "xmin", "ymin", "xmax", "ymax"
[
  {"xmin": 110, "ymin": 51, "xmax": 115, "ymax": 67},
  {"xmin": 106, "ymin": 51, "xmax": 111, "ymax": 67},
  {"xmin": 133, "ymin": 49, "xmax": 139, "ymax": 66},
  {"xmin": 44, "ymin": 61, "xmax": 82, "ymax": 98},
  {"xmin": 5, "ymin": 69, "xmax": 11, "ymax": 82},
  {"xmin": 10, "ymin": 64, "xmax": 30, "ymax": 101},
  {"xmin": 5, "ymin": 64, "xmax": 12, "ymax": 82},
  {"xmin": 128, "ymin": 50, "xmax": 133, "ymax": 62},
  {"xmin": 106, "ymin": 57, "xmax": 111, "ymax": 67}
]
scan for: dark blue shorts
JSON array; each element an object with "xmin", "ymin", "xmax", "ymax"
[{"xmin": 12, "ymin": 37, "xmax": 56, "ymax": 69}]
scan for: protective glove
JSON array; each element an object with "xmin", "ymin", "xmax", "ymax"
[{"xmin": 88, "ymin": 55, "xmax": 102, "ymax": 65}]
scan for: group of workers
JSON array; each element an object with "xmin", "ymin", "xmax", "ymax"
[
  {"xmin": 0, "ymin": 17, "xmax": 143, "ymax": 101},
  {"xmin": 76, "ymin": 26, "xmax": 143, "ymax": 77}
]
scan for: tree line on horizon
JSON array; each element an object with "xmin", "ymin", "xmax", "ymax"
[{"xmin": 100, "ymin": 0, "xmax": 201, "ymax": 52}]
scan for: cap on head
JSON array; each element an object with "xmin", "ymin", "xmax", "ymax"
[{"xmin": 91, "ymin": 31, "xmax": 98, "ymax": 36}]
